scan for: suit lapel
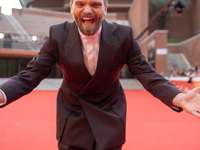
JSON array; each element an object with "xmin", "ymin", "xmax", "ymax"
[
  {"xmin": 79, "ymin": 20, "xmax": 117, "ymax": 95},
  {"xmin": 65, "ymin": 22, "xmax": 91, "ymax": 83}
]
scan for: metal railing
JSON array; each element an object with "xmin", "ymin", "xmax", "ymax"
[{"xmin": 0, "ymin": 32, "xmax": 46, "ymax": 50}]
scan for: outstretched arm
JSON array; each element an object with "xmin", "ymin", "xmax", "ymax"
[{"xmin": 172, "ymin": 87, "xmax": 200, "ymax": 118}]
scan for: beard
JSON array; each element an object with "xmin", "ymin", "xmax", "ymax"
[{"xmin": 73, "ymin": 12, "xmax": 104, "ymax": 36}]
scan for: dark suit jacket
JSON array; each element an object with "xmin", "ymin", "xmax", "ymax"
[{"xmin": 0, "ymin": 20, "xmax": 182, "ymax": 150}]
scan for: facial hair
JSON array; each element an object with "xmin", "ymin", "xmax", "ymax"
[{"xmin": 73, "ymin": 12, "xmax": 104, "ymax": 36}]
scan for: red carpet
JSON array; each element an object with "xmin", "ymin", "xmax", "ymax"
[{"xmin": 0, "ymin": 90, "xmax": 199, "ymax": 150}]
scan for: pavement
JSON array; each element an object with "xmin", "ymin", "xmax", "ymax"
[{"xmin": 0, "ymin": 78, "xmax": 144, "ymax": 90}]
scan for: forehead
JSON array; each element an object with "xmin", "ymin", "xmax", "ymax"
[{"xmin": 73, "ymin": 0, "xmax": 104, "ymax": 3}]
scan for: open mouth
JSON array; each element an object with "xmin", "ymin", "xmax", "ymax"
[{"xmin": 82, "ymin": 18, "xmax": 95, "ymax": 26}]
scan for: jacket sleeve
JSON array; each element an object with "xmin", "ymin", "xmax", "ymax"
[
  {"xmin": 0, "ymin": 26, "xmax": 56, "ymax": 106},
  {"xmin": 126, "ymin": 27, "xmax": 183, "ymax": 112}
]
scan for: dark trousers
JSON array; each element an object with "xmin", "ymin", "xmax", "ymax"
[{"xmin": 58, "ymin": 141, "xmax": 122, "ymax": 150}]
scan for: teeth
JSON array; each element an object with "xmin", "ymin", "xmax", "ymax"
[{"xmin": 83, "ymin": 18, "xmax": 93, "ymax": 20}]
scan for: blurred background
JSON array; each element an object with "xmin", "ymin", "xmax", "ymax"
[
  {"xmin": 1, "ymin": 1, "xmax": 200, "ymax": 150},
  {"xmin": 0, "ymin": 0, "xmax": 199, "ymax": 86}
]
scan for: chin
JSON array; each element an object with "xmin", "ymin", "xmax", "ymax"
[
  {"xmin": 81, "ymin": 30, "xmax": 94, "ymax": 36},
  {"xmin": 80, "ymin": 26, "xmax": 98, "ymax": 35}
]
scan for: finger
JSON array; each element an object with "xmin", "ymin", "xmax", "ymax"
[{"xmin": 192, "ymin": 111, "xmax": 200, "ymax": 119}]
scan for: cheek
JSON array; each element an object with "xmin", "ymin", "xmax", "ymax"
[
  {"xmin": 73, "ymin": 9, "xmax": 81, "ymax": 16},
  {"xmin": 95, "ymin": 10, "xmax": 104, "ymax": 17}
]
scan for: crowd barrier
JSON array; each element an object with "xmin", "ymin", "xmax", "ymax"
[{"xmin": 169, "ymin": 77, "xmax": 200, "ymax": 93}]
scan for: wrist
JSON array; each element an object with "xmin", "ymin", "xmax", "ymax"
[
  {"xmin": 172, "ymin": 93, "xmax": 186, "ymax": 108},
  {"xmin": 0, "ymin": 91, "xmax": 4, "ymax": 103},
  {"xmin": 0, "ymin": 90, "xmax": 6, "ymax": 105}
]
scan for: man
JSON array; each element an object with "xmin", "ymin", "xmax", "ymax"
[{"xmin": 0, "ymin": 0, "xmax": 200, "ymax": 149}]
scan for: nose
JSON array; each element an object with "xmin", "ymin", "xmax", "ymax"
[{"xmin": 83, "ymin": 5, "xmax": 92, "ymax": 14}]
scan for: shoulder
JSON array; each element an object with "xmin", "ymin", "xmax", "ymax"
[
  {"xmin": 50, "ymin": 21, "xmax": 72, "ymax": 35},
  {"xmin": 103, "ymin": 20, "xmax": 134, "ymax": 42},
  {"xmin": 106, "ymin": 21, "xmax": 133, "ymax": 36},
  {"xmin": 103, "ymin": 20, "xmax": 134, "ymax": 44},
  {"xmin": 48, "ymin": 21, "xmax": 74, "ymax": 44}
]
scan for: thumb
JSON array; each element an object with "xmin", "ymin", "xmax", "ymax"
[{"xmin": 192, "ymin": 111, "xmax": 200, "ymax": 119}]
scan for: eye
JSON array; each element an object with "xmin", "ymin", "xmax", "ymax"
[
  {"xmin": 76, "ymin": 2, "xmax": 84, "ymax": 7},
  {"xmin": 92, "ymin": 3, "xmax": 101, "ymax": 7}
]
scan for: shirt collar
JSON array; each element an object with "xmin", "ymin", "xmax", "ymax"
[{"xmin": 78, "ymin": 26, "xmax": 102, "ymax": 39}]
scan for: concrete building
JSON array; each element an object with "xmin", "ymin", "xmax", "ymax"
[{"xmin": 0, "ymin": 0, "xmax": 199, "ymax": 77}]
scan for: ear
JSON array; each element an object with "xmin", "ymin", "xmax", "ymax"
[
  {"xmin": 104, "ymin": 4, "xmax": 108, "ymax": 15},
  {"xmin": 70, "ymin": 2, "xmax": 73, "ymax": 15}
]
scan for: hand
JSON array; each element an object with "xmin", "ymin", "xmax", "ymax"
[
  {"xmin": 173, "ymin": 87, "xmax": 200, "ymax": 118},
  {"xmin": 0, "ymin": 91, "xmax": 5, "ymax": 104}
]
